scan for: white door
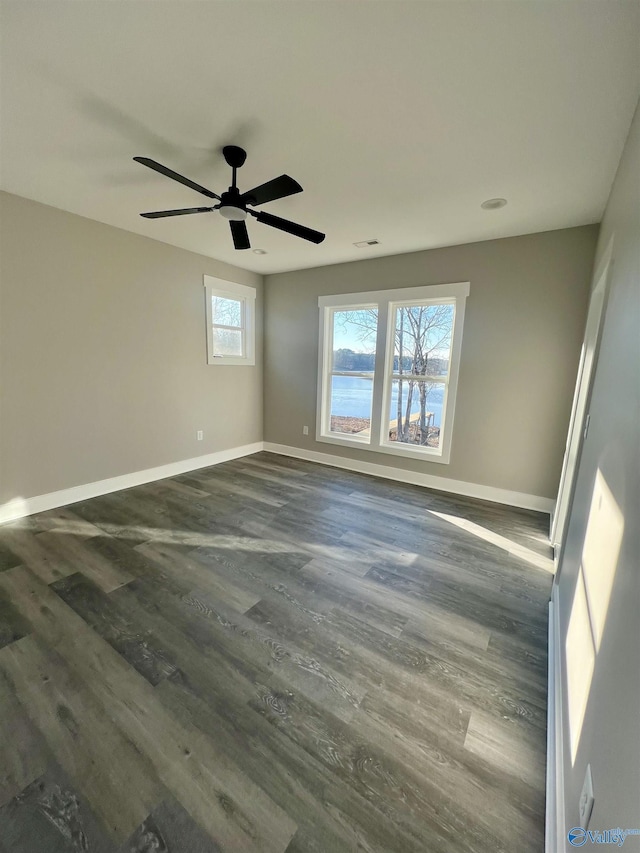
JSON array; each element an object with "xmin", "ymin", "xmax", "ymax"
[{"xmin": 551, "ymin": 239, "xmax": 613, "ymax": 563}]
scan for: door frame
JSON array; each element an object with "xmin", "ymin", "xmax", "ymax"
[{"xmin": 551, "ymin": 236, "xmax": 613, "ymax": 568}]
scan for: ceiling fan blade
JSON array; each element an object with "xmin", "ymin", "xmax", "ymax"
[
  {"xmin": 230, "ymin": 219, "xmax": 251, "ymax": 250},
  {"xmin": 251, "ymin": 210, "xmax": 325, "ymax": 244},
  {"xmin": 133, "ymin": 157, "xmax": 220, "ymax": 200},
  {"xmin": 240, "ymin": 174, "xmax": 302, "ymax": 207},
  {"xmin": 140, "ymin": 206, "xmax": 217, "ymax": 219}
]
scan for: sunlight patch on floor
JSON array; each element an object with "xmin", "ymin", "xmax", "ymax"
[
  {"xmin": 427, "ymin": 510, "xmax": 554, "ymax": 573},
  {"xmin": 46, "ymin": 522, "xmax": 304, "ymax": 554}
]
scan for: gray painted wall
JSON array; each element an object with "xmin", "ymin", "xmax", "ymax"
[
  {"xmin": 0, "ymin": 191, "xmax": 263, "ymax": 504},
  {"xmin": 557, "ymin": 102, "xmax": 639, "ymax": 840},
  {"xmin": 264, "ymin": 226, "xmax": 598, "ymax": 500}
]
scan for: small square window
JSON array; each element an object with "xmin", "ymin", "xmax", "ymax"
[{"xmin": 204, "ymin": 276, "xmax": 256, "ymax": 366}]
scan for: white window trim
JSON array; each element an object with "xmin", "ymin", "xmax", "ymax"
[
  {"xmin": 204, "ymin": 275, "xmax": 256, "ymax": 366},
  {"xmin": 316, "ymin": 282, "xmax": 469, "ymax": 464}
]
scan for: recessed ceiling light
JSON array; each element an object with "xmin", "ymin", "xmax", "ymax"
[
  {"xmin": 481, "ymin": 198, "xmax": 507, "ymax": 210},
  {"xmin": 354, "ymin": 239, "xmax": 380, "ymax": 248},
  {"xmin": 252, "ymin": 249, "xmax": 267, "ymax": 255}
]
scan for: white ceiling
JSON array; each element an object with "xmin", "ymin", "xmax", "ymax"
[{"xmin": 1, "ymin": 1, "xmax": 639, "ymax": 275}]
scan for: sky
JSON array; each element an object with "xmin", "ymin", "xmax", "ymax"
[
  {"xmin": 332, "ymin": 305, "xmax": 454, "ymax": 355},
  {"xmin": 332, "ymin": 310, "xmax": 378, "ymax": 353}
]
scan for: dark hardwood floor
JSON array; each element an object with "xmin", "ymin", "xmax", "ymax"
[{"xmin": 0, "ymin": 452, "xmax": 553, "ymax": 852}]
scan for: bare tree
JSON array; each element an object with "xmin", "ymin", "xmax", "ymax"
[
  {"xmin": 398, "ymin": 304, "xmax": 453, "ymax": 444},
  {"xmin": 212, "ymin": 295, "xmax": 242, "ymax": 327}
]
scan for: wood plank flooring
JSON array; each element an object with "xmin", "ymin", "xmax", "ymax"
[{"xmin": 0, "ymin": 452, "xmax": 553, "ymax": 852}]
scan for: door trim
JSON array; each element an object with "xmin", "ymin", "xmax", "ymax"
[{"xmin": 551, "ymin": 236, "xmax": 614, "ymax": 566}]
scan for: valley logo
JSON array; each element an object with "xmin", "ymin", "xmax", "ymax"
[{"xmin": 568, "ymin": 827, "xmax": 640, "ymax": 847}]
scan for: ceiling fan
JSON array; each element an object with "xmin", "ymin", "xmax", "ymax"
[{"xmin": 134, "ymin": 146, "xmax": 325, "ymax": 249}]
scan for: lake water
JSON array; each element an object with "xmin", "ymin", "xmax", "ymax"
[{"xmin": 331, "ymin": 375, "xmax": 444, "ymax": 426}]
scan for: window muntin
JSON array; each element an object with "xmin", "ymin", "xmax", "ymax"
[
  {"xmin": 204, "ymin": 276, "xmax": 256, "ymax": 366},
  {"xmin": 317, "ymin": 283, "xmax": 468, "ymax": 464}
]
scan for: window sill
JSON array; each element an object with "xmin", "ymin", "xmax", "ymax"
[
  {"xmin": 207, "ymin": 357, "xmax": 256, "ymax": 366},
  {"xmin": 317, "ymin": 432, "xmax": 451, "ymax": 464}
]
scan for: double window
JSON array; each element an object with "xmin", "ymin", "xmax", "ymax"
[
  {"xmin": 204, "ymin": 276, "xmax": 256, "ymax": 366},
  {"xmin": 317, "ymin": 282, "xmax": 469, "ymax": 463}
]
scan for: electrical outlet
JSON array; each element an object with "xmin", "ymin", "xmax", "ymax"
[
  {"xmin": 302, "ymin": 425, "xmax": 309, "ymax": 435},
  {"xmin": 579, "ymin": 764, "xmax": 594, "ymax": 828},
  {"xmin": 196, "ymin": 430, "xmax": 203, "ymax": 441}
]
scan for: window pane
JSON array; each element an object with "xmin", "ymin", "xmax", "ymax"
[
  {"xmin": 213, "ymin": 327, "xmax": 243, "ymax": 357},
  {"xmin": 332, "ymin": 308, "xmax": 378, "ymax": 372},
  {"xmin": 330, "ymin": 374, "xmax": 373, "ymax": 436},
  {"xmin": 212, "ymin": 295, "xmax": 242, "ymax": 328},
  {"xmin": 387, "ymin": 380, "xmax": 445, "ymax": 448},
  {"xmin": 393, "ymin": 303, "xmax": 454, "ymax": 377}
]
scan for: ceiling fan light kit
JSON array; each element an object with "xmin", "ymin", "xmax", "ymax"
[
  {"xmin": 134, "ymin": 145, "xmax": 325, "ymax": 249},
  {"xmin": 219, "ymin": 205, "xmax": 247, "ymax": 221}
]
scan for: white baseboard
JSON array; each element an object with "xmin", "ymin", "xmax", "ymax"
[
  {"xmin": 0, "ymin": 442, "xmax": 265, "ymax": 524},
  {"xmin": 1, "ymin": 439, "xmax": 554, "ymax": 523},
  {"xmin": 546, "ymin": 582, "xmax": 566, "ymax": 853},
  {"xmin": 264, "ymin": 442, "xmax": 555, "ymax": 513}
]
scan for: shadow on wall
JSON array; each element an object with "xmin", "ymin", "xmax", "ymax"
[{"xmin": 565, "ymin": 468, "xmax": 624, "ymax": 765}]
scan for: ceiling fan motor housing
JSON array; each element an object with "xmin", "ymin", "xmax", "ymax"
[
  {"xmin": 222, "ymin": 145, "xmax": 247, "ymax": 169},
  {"xmin": 219, "ymin": 187, "xmax": 248, "ymax": 221}
]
